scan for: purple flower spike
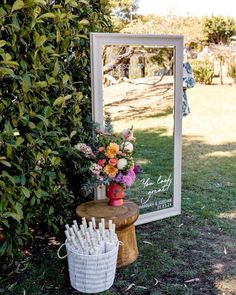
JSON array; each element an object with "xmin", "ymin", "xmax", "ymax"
[{"xmin": 133, "ymin": 165, "xmax": 141, "ymax": 174}]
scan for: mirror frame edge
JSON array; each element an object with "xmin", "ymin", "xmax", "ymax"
[{"xmin": 90, "ymin": 33, "xmax": 183, "ymax": 225}]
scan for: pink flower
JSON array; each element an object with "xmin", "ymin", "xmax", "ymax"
[
  {"xmin": 98, "ymin": 146, "xmax": 105, "ymax": 152},
  {"xmin": 122, "ymin": 128, "xmax": 135, "ymax": 141},
  {"xmin": 98, "ymin": 159, "xmax": 106, "ymax": 167},
  {"xmin": 109, "ymin": 158, "xmax": 118, "ymax": 166}
]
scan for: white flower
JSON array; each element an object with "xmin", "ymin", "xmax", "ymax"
[
  {"xmin": 117, "ymin": 158, "xmax": 127, "ymax": 170},
  {"xmin": 120, "ymin": 142, "xmax": 133, "ymax": 153}
]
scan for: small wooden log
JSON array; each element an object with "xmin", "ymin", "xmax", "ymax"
[{"xmin": 76, "ymin": 200, "xmax": 139, "ymax": 268}]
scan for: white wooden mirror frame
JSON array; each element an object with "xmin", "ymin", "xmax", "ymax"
[{"xmin": 90, "ymin": 33, "xmax": 183, "ymax": 225}]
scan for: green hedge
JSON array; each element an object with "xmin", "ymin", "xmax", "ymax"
[
  {"xmin": 228, "ymin": 58, "xmax": 236, "ymax": 83},
  {"xmin": 191, "ymin": 60, "xmax": 214, "ymax": 85},
  {"xmin": 0, "ymin": 0, "xmax": 111, "ymax": 257}
]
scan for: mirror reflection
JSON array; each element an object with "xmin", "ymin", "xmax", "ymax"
[{"xmin": 102, "ymin": 45, "xmax": 175, "ymax": 214}]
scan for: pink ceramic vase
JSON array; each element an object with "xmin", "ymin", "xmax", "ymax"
[{"xmin": 106, "ymin": 183, "xmax": 126, "ymax": 206}]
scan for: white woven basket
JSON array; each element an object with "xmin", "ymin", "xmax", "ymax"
[{"xmin": 58, "ymin": 240, "xmax": 119, "ymax": 293}]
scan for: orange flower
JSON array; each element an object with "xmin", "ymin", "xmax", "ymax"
[
  {"xmin": 104, "ymin": 164, "xmax": 118, "ymax": 177},
  {"xmin": 109, "ymin": 158, "xmax": 118, "ymax": 166},
  {"xmin": 105, "ymin": 143, "xmax": 119, "ymax": 158},
  {"xmin": 98, "ymin": 159, "xmax": 106, "ymax": 167}
]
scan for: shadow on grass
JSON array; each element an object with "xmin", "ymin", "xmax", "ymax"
[
  {"xmin": 1, "ymin": 134, "xmax": 236, "ymax": 295},
  {"xmin": 113, "ymin": 135, "xmax": 236, "ymax": 295}
]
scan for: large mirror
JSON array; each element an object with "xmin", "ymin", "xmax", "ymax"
[{"xmin": 90, "ymin": 33, "xmax": 183, "ymax": 225}]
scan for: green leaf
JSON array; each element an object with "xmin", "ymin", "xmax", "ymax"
[
  {"xmin": 15, "ymin": 202, "xmax": 23, "ymax": 220},
  {"xmin": 62, "ymin": 73, "xmax": 70, "ymax": 84},
  {"xmin": 0, "ymin": 67, "xmax": 14, "ymax": 76},
  {"xmin": 35, "ymin": 81, "xmax": 47, "ymax": 88},
  {"xmin": 0, "ymin": 241, "xmax": 8, "ymax": 256},
  {"xmin": 30, "ymin": 196, "xmax": 36, "ymax": 206},
  {"xmin": 53, "ymin": 95, "xmax": 72, "ymax": 107},
  {"xmin": 22, "ymin": 73, "xmax": 31, "ymax": 93},
  {"xmin": 0, "ymin": 8, "xmax": 7, "ymax": 18},
  {"xmin": 24, "ymin": 0, "xmax": 38, "ymax": 8},
  {"xmin": 16, "ymin": 136, "xmax": 24, "ymax": 145},
  {"xmin": 21, "ymin": 187, "xmax": 30, "ymax": 198},
  {"xmin": 79, "ymin": 19, "xmax": 90, "ymax": 25},
  {"xmin": 38, "ymin": 13, "xmax": 55, "ymax": 19},
  {"xmin": 3, "ymin": 212, "xmax": 22, "ymax": 223},
  {"xmin": 48, "ymin": 77, "xmax": 55, "ymax": 85},
  {"xmin": 2, "ymin": 171, "xmax": 15, "ymax": 184},
  {"xmin": 28, "ymin": 121, "xmax": 36, "ymax": 129},
  {"xmin": 34, "ymin": 32, "xmax": 47, "ymax": 48},
  {"xmin": 70, "ymin": 130, "xmax": 77, "ymax": 138},
  {"xmin": 0, "ymin": 160, "xmax": 11, "ymax": 167},
  {"xmin": 44, "ymin": 106, "xmax": 52, "ymax": 118},
  {"xmin": 0, "ymin": 40, "xmax": 6, "ymax": 47},
  {"xmin": 12, "ymin": 0, "xmax": 24, "ymax": 12},
  {"xmin": 59, "ymin": 137, "xmax": 70, "ymax": 142},
  {"xmin": 53, "ymin": 61, "xmax": 60, "ymax": 76},
  {"xmin": 6, "ymin": 145, "xmax": 12, "ymax": 158},
  {"xmin": 49, "ymin": 206, "xmax": 54, "ymax": 215}
]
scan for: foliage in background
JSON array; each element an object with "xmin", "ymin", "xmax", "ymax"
[
  {"xmin": 227, "ymin": 58, "xmax": 236, "ymax": 83},
  {"xmin": 0, "ymin": 0, "xmax": 111, "ymax": 258},
  {"xmin": 120, "ymin": 14, "xmax": 203, "ymax": 48},
  {"xmin": 201, "ymin": 16, "xmax": 236, "ymax": 45},
  {"xmin": 109, "ymin": 0, "xmax": 139, "ymax": 31},
  {"xmin": 191, "ymin": 60, "xmax": 214, "ymax": 85}
]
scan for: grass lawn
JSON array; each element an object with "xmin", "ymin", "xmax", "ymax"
[{"xmin": 1, "ymin": 82, "xmax": 236, "ymax": 295}]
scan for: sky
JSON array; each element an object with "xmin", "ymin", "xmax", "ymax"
[{"xmin": 138, "ymin": 0, "xmax": 236, "ymax": 18}]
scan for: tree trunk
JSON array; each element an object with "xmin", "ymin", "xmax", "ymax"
[{"xmin": 103, "ymin": 47, "xmax": 135, "ymax": 75}]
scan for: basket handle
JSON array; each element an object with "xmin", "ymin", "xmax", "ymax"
[{"xmin": 57, "ymin": 243, "xmax": 68, "ymax": 259}]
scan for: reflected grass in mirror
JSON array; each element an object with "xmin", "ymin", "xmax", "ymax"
[{"xmin": 102, "ymin": 44, "xmax": 175, "ymax": 214}]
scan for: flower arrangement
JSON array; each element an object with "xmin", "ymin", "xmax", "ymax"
[{"xmin": 75, "ymin": 127, "xmax": 140, "ymax": 189}]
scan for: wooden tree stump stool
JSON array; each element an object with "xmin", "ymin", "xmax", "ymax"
[{"xmin": 76, "ymin": 199, "xmax": 139, "ymax": 268}]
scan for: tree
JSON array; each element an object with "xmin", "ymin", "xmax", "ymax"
[
  {"xmin": 109, "ymin": 0, "xmax": 139, "ymax": 20},
  {"xmin": 0, "ymin": 0, "xmax": 111, "ymax": 257},
  {"xmin": 202, "ymin": 16, "xmax": 236, "ymax": 44},
  {"xmin": 108, "ymin": 0, "xmax": 139, "ymax": 31}
]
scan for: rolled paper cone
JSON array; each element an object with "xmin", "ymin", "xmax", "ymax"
[
  {"xmin": 96, "ymin": 229, "xmax": 101, "ymax": 243},
  {"xmin": 65, "ymin": 224, "xmax": 70, "ymax": 231},
  {"xmin": 99, "ymin": 223, "xmax": 105, "ymax": 239},
  {"xmin": 91, "ymin": 217, "xmax": 96, "ymax": 229},
  {"xmin": 65, "ymin": 224, "xmax": 73, "ymax": 235},
  {"xmin": 77, "ymin": 233, "xmax": 85, "ymax": 249},
  {"xmin": 108, "ymin": 220, "xmax": 112, "ymax": 231},
  {"xmin": 88, "ymin": 221, "xmax": 93, "ymax": 229},
  {"xmin": 88, "ymin": 227, "xmax": 94, "ymax": 239},
  {"xmin": 104, "ymin": 229, "xmax": 109, "ymax": 239},
  {"xmin": 91, "ymin": 238, "xmax": 97, "ymax": 249},
  {"xmin": 82, "ymin": 217, "xmax": 87, "ymax": 229},
  {"xmin": 73, "ymin": 220, "xmax": 79, "ymax": 231},
  {"xmin": 101, "ymin": 218, "xmax": 105, "ymax": 229},
  {"xmin": 65, "ymin": 230, "xmax": 71, "ymax": 242},
  {"xmin": 99, "ymin": 223, "xmax": 103, "ymax": 234},
  {"xmin": 72, "ymin": 227, "xmax": 84, "ymax": 247},
  {"xmin": 112, "ymin": 223, "xmax": 116, "ymax": 232},
  {"xmin": 109, "ymin": 230, "xmax": 113, "ymax": 242},
  {"xmin": 80, "ymin": 224, "xmax": 85, "ymax": 236},
  {"xmin": 99, "ymin": 240, "xmax": 106, "ymax": 254},
  {"xmin": 71, "ymin": 236, "xmax": 78, "ymax": 249},
  {"xmin": 85, "ymin": 231, "xmax": 91, "ymax": 246},
  {"xmin": 72, "ymin": 224, "xmax": 78, "ymax": 235}
]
